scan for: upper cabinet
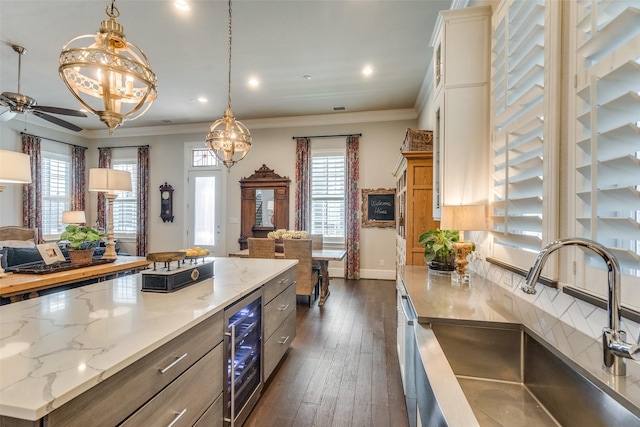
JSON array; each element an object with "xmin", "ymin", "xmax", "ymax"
[{"xmin": 432, "ymin": 6, "xmax": 491, "ymax": 217}]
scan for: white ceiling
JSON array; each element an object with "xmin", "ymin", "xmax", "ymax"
[{"xmin": 0, "ymin": 0, "xmax": 452, "ymax": 134}]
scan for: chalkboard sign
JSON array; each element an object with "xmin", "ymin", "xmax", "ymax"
[{"xmin": 362, "ymin": 189, "xmax": 396, "ymax": 228}]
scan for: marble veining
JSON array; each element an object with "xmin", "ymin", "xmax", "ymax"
[
  {"xmin": 0, "ymin": 257, "xmax": 297, "ymax": 421},
  {"xmin": 399, "ymin": 265, "xmax": 640, "ymax": 417}
]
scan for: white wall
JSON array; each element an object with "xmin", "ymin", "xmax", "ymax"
[{"xmin": 1, "ymin": 113, "xmax": 415, "ymax": 280}]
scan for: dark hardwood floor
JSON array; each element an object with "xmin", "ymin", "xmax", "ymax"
[{"xmin": 245, "ymin": 278, "xmax": 409, "ymax": 427}]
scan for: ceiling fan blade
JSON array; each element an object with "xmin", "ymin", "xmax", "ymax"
[
  {"xmin": 31, "ymin": 110, "xmax": 83, "ymax": 132},
  {"xmin": 0, "ymin": 108, "xmax": 17, "ymax": 123},
  {"xmin": 33, "ymin": 105, "xmax": 87, "ymax": 117},
  {"xmin": 0, "ymin": 93, "xmax": 17, "ymax": 108}
]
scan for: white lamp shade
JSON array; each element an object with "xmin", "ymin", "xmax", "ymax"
[
  {"xmin": 0, "ymin": 150, "xmax": 32, "ymax": 184},
  {"xmin": 440, "ymin": 204, "xmax": 487, "ymax": 231},
  {"xmin": 88, "ymin": 168, "xmax": 132, "ymax": 193},
  {"xmin": 62, "ymin": 210, "xmax": 87, "ymax": 224}
]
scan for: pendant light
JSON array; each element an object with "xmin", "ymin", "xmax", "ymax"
[
  {"xmin": 59, "ymin": 0, "xmax": 157, "ymax": 135},
  {"xmin": 206, "ymin": 0, "xmax": 252, "ymax": 170}
]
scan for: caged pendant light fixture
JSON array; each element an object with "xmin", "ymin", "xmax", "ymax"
[
  {"xmin": 59, "ymin": 0, "xmax": 157, "ymax": 136},
  {"xmin": 206, "ymin": 0, "xmax": 252, "ymax": 170}
]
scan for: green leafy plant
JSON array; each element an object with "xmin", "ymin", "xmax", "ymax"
[
  {"xmin": 418, "ymin": 229, "xmax": 460, "ymax": 264},
  {"xmin": 60, "ymin": 225, "xmax": 104, "ymax": 250}
]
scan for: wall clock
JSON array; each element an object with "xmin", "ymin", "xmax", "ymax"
[{"xmin": 159, "ymin": 182, "xmax": 174, "ymax": 223}]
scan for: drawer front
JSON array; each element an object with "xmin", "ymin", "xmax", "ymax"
[
  {"xmin": 122, "ymin": 343, "xmax": 223, "ymax": 427},
  {"xmin": 194, "ymin": 393, "xmax": 223, "ymax": 427},
  {"xmin": 264, "ymin": 311, "xmax": 296, "ymax": 380},
  {"xmin": 47, "ymin": 311, "xmax": 224, "ymax": 427},
  {"xmin": 263, "ymin": 266, "xmax": 296, "ymax": 304},
  {"xmin": 264, "ymin": 283, "xmax": 296, "ymax": 339}
]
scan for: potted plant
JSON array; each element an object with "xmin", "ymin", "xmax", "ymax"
[
  {"xmin": 60, "ymin": 225, "xmax": 104, "ymax": 265},
  {"xmin": 418, "ymin": 229, "xmax": 464, "ymax": 272}
]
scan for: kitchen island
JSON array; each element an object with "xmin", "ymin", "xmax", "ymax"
[{"xmin": 0, "ymin": 257, "xmax": 297, "ymax": 425}]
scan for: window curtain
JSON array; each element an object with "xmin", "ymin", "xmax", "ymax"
[
  {"xmin": 97, "ymin": 148, "xmax": 112, "ymax": 229},
  {"xmin": 294, "ymin": 137, "xmax": 311, "ymax": 231},
  {"xmin": 21, "ymin": 134, "xmax": 42, "ymax": 243},
  {"xmin": 344, "ymin": 135, "xmax": 360, "ymax": 279},
  {"xmin": 70, "ymin": 145, "xmax": 87, "ymax": 211},
  {"xmin": 136, "ymin": 146, "xmax": 149, "ymax": 256}
]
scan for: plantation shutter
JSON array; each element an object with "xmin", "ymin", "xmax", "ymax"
[
  {"xmin": 490, "ymin": 0, "xmax": 558, "ymax": 269},
  {"xmin": 573, "ymin": 1, "xmax": 640, "ymax": 275}
]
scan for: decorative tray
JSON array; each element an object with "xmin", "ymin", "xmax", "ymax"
[
  {"xmin": 146, "ymin": 252, "xmax": 186, "ymax": 271},
  {"xmin": 6, "ymin": 259, "xmax": 115, "ymax": 275}
]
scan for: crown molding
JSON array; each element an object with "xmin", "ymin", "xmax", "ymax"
[{"xmin": 82, "ymin": 109, "xmax": 419, "ymax": 139}]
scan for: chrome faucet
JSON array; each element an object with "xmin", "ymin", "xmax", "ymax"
[{"xmin": 521, "ymin": 237, "xmax": 640, "ymax": 376}]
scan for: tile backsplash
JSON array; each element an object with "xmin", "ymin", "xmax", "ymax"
[{"xmin": 472, "ymin": 258, "xmax": 640, "ymax": 347}]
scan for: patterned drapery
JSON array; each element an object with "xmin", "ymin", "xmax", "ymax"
[
  {"xmin": 96, "ymin": 148, "xmax": 112, "ymax": 229},
  {"xmin": 70, "ymin": 145, "xmax": 87, "ymax": 211},
  {"xmin": 21, "ymin": 134, "xmax": 42, "ymax": 243},
  {"xmin": 344, "ymin": 135, "xmax": 360, "ymax": 279},
  {"xmin": 294, "ymin": 137, "xmax": 311, "ymax": 231},
  {"xmin": 136, "ymin": 146, "xmax": 150, "ymax": 256}
]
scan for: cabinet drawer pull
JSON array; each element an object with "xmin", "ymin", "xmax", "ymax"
[
  {"xmin": 278, "ymin": 277, "xmax": 289, "ymax": 285},
  {"xmin": 167, "ymin": 408, "xmax": 187, "ymax": 427},
  {"xmin": 278, "ymin": 304, "xmax": 290, "ymax": 311},
  {"xmin": 278, "ymin": 335, "xmax": 290, "ymax": 345},
  {"xmin": 159, "ymin": 353, "xmax": 188, "ymax": 374}
]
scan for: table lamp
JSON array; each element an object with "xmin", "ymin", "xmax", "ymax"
[
  {"xmin": 440, "ymin": 204, "xmax": 487, "ymax": 284},
  {"xmin": 62, "ymin": 210, "xmax": 87, "ymax": 225},
  {"xmin": 0, "ymin": 150, "xmax": 31, "ymax": 192},
  {"xmin": 89, "ymin": 168, "xmax": 132, "ymax": 260}
]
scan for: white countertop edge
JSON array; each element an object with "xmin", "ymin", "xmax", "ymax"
[{"xmin": 0, "ymin": 257, "xmax": 298, "ymax": 421}]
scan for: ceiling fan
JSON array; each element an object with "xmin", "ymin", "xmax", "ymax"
[{"xmin": 0, "ymin": 45, "xmax": 87, "ymax": 132}]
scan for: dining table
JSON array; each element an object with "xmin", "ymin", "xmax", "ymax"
[{"xmin": 228, "ymin": 248, "xmax": 346, "ymax": 306}]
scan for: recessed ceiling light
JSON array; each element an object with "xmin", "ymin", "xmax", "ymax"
[
  {"xmin": 248, "ymin": 78, "xmax": 259, "ymax": 88},
  {"xmin": 175, "ymin": 1, "xmax": 191, "ymax": 12},
  {"xmin": 362, "ymin": 66, "xmax": 373, "ymax": 76},
  {"xmin": 196, "ymin": 97, "xmax": 208, "ymax": 103},
  {"xmin": 303, "ymin": 75, "xmax": 312, "ymax": 81}
]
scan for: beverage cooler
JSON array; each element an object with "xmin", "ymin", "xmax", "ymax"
[{"xmin": 224, "ymin": 288, "xmax": 263, "ymax": 426}]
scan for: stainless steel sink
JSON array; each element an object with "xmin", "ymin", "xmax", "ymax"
[{"xmin": 426, "ymin": 323, "xmax": 640, "ymax": 427}]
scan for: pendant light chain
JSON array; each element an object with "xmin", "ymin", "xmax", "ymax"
[
  {"xmin": 227, "ymin": 0, "xmax": 233, "ymax": 110},
  {"xmin": 204, "ymin": 0, "xmax": 252, "ymax": 170}
]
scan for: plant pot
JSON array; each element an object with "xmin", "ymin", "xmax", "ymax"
[
  {"xmin": 69, "ymin": 248, "xmax": 95, "ymax": 266},
  {"xmin": 428, "ymin": 254, "xmax": 456, "ymax": 272}
]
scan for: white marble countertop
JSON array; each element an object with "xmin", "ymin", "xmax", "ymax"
[
  {"xmin": 0, "ymin": 257, "xmax": 297, "ymax": 421},
  {"xmin": 398, "ymin": 265, "xmax": 640, "ymax": 418}
]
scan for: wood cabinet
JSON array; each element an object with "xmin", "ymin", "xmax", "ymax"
[
  {"xmin": 239, "ymin": 164, "xmax": 290, "ymax": 250},
  {"xmin": 263, "ymin": 267, "xmax": 297, "ymax": 380},
  {"xmin": 44, "ymin": 311, "xmax": 224, "ymax": 427},
  {"xmin": 394, "ymin": 151, "xmax": 440, "ymax": 266},
  {"xmin": 432, "ymin": 6, "xmax": 491, "ymax": 212}
]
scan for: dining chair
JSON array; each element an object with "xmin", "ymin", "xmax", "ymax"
[
  {"xmin": 309, "ymin": 234, "xmax": 323, "ymax": 298},
  {"xmin": 283, "ymin": 238, "xmax": 319, "ymax": 306},
  {"xmin": 248, "ymin": 238, "xmax": 276, "ymax": 259}
]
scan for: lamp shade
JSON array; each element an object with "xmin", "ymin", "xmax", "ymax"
[
  {"xmin": 0, "ymin": 150, "xmax": 32, "ymax": 184},
  {"xmin": 440, "ymin": 204, "xmax": 487, "ymax": 231},
  {"xmin": 62, "ymin": 210, "xmax": 87, "ymax": 224},
  {"xmin": 88, "ymin": 168, "xmax": 132, "ymax": 193}
]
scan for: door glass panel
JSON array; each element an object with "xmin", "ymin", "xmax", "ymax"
[{"xmin": 193, "ymin": 175, "xmax": 216, "ymax": 248}]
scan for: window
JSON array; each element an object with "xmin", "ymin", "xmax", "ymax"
[
  {"xmin": 192, "ymin": 148, "xmax": 218, "ymax": 167},
  {"xmin": 490, "ymin": 0, "xmax": 560, "ymax": 271},
  {"xmin": 310, "ymin": 150, "xmax": 346, "ymax": 245},
  {"xmin": 572, "ymin": 0, "xmax": 640, "ymax": 305},
  {"xmin": 112, "ymin": 161, "xmax": 138, "ymax": 235},
  {"xmin": 41, "ymin": 153, "xmax": 71, "ymax": 237}
]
